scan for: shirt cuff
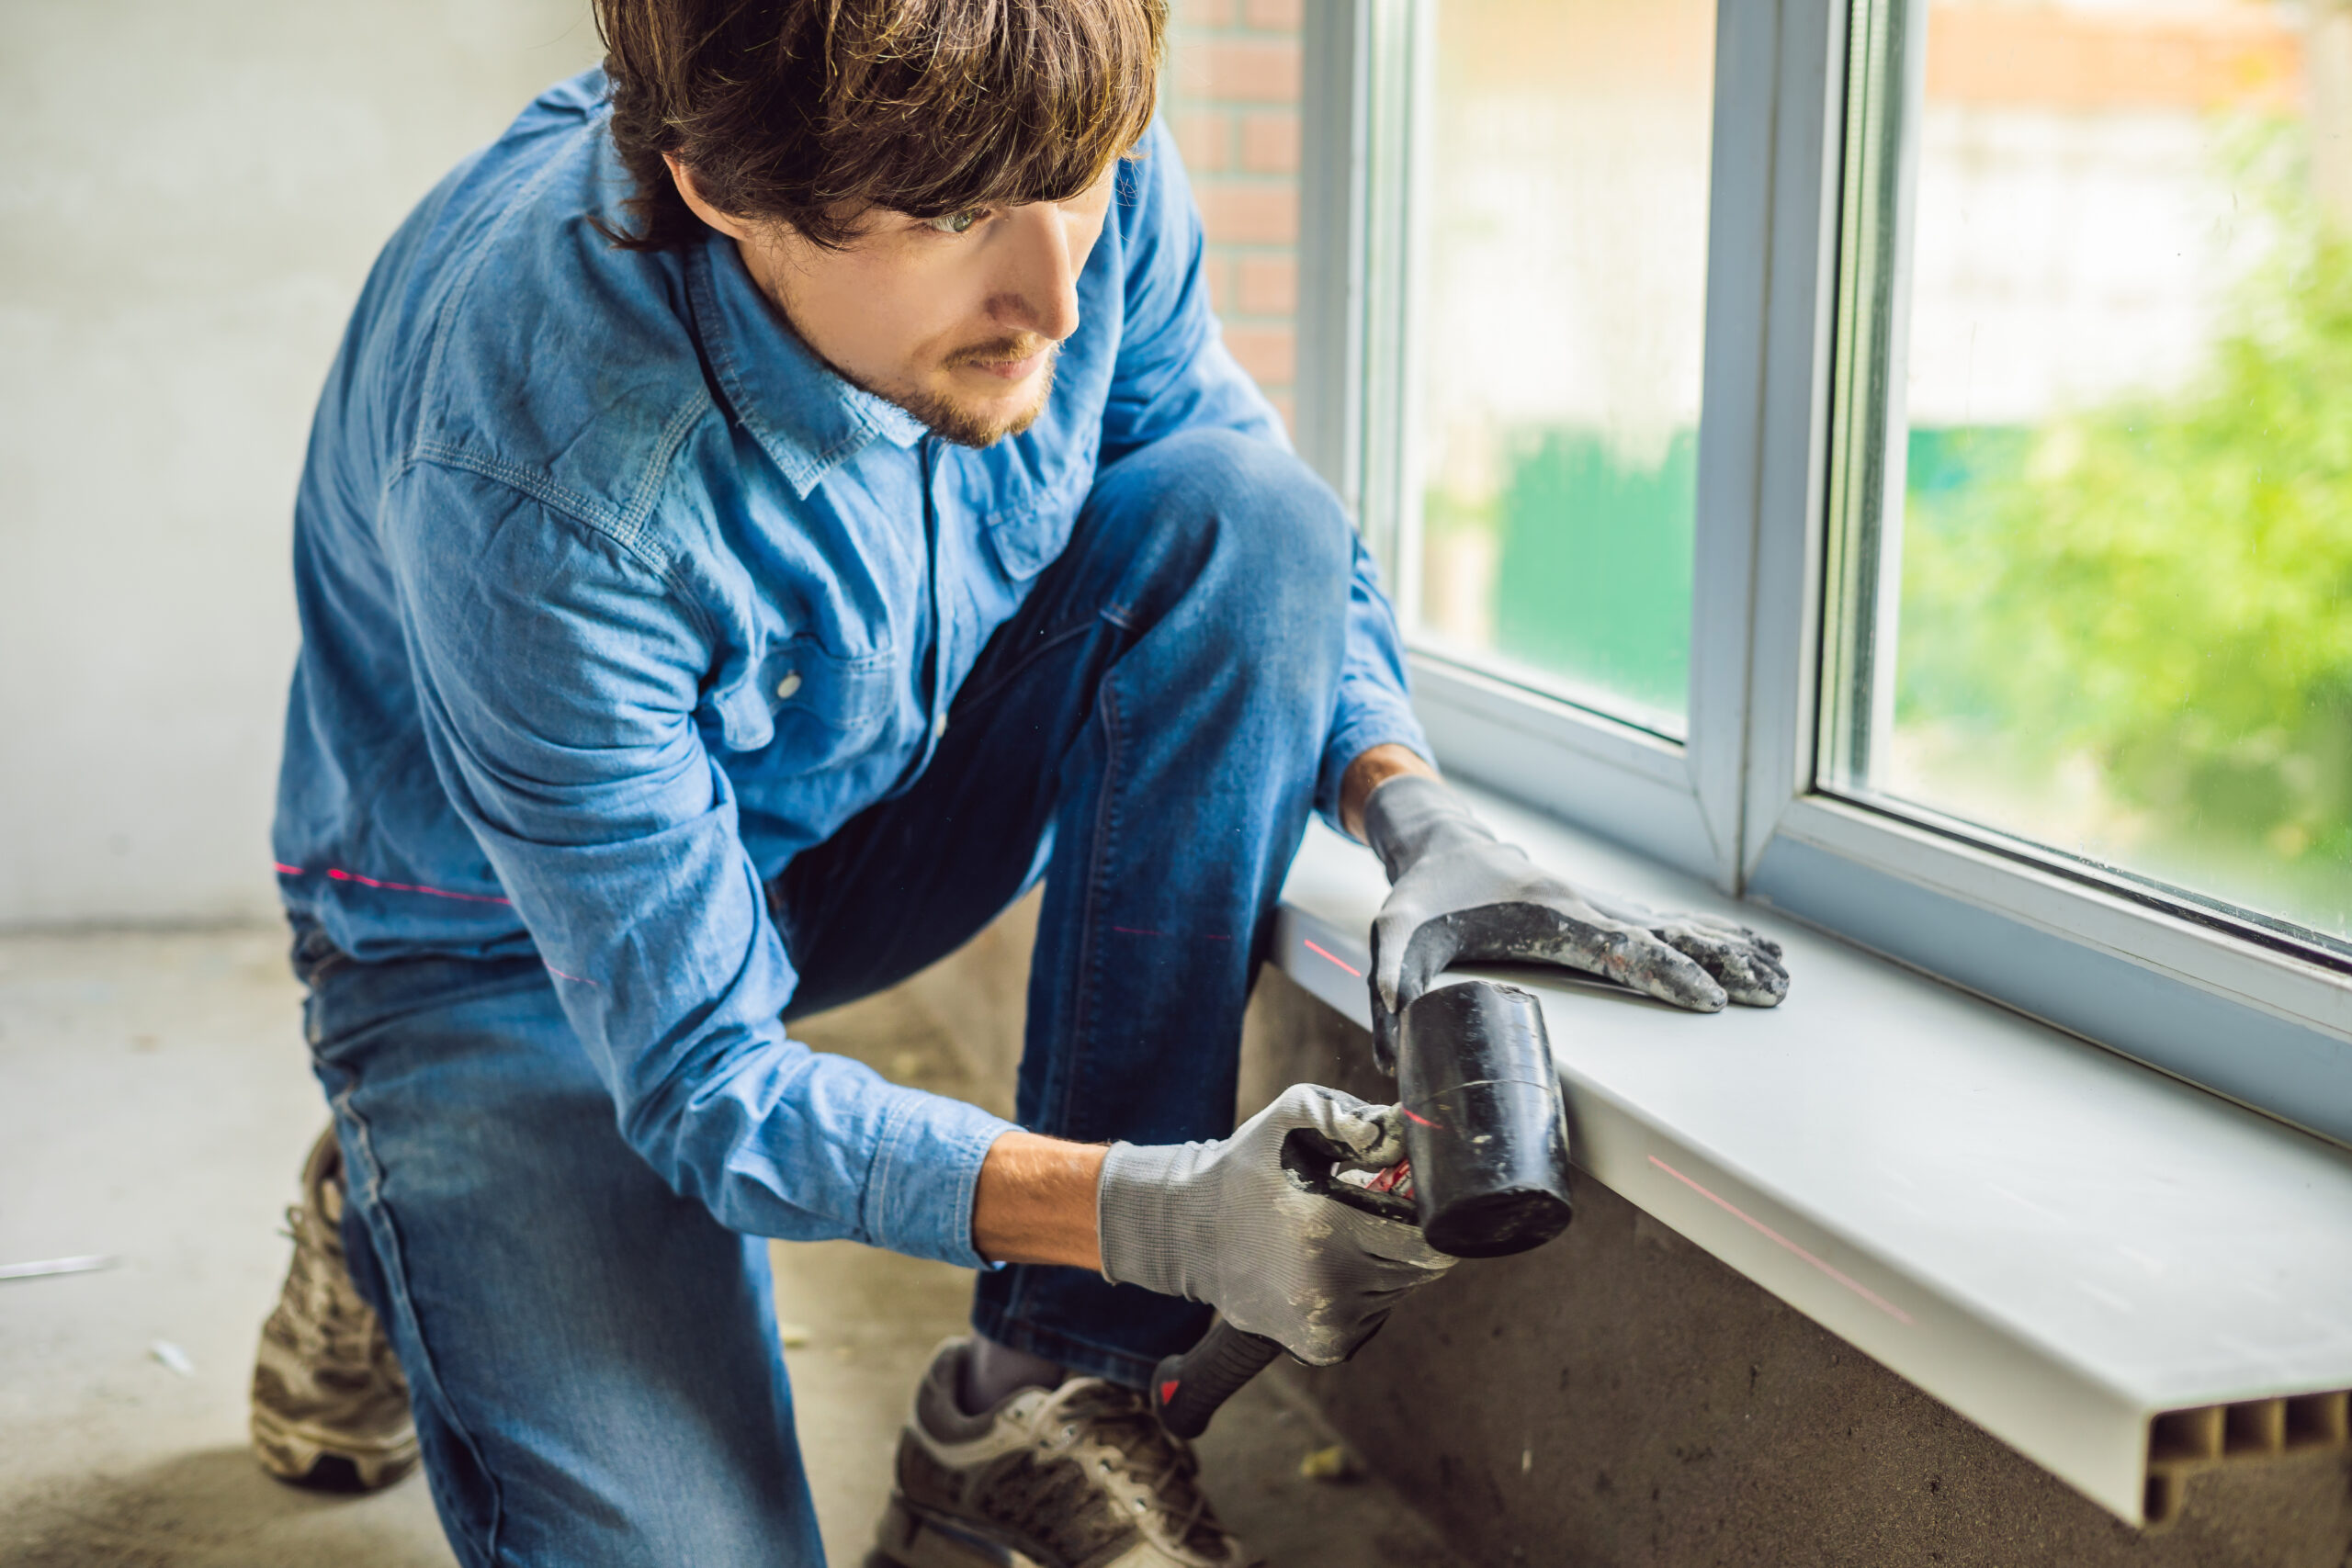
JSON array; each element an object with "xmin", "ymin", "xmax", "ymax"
[
  {"xmin": 1317, "ymin": 706, "xmax": 1436, "ymax": 830},
  {"xmin": 859, "ymin": 1087, "xmax": 1020, "ymax": 1269}
]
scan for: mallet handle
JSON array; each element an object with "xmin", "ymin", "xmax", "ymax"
[{"xmin": 1149, "ymin": 1319, "xmax": 1281, "ymax": 1438}]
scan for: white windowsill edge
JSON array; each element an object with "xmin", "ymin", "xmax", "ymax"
[{"xmin": 1275, "ymin": 784, "xmax": 2352, "ymax": 1527}]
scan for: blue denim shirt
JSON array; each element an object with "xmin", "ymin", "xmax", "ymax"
[{"xmin": 273, "ymin": 71, "xmax": 1422, "ymax": 1269}]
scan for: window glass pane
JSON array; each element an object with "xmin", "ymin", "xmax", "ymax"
[
  {"xmin": 1833, "ymin": 0, "xmax": 2352, "ymax": 945},
  {"xmin": 1404, "ymin": 0, "xmax": 1715, "ymax": 731}
]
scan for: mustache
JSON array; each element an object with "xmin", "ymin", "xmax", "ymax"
[{"xmin": 944, "ymin": 334, "xmax": 1058, "ymax": 369}]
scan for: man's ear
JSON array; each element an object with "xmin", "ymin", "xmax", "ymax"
[{"xmin": 663, "ymin": 154, "xmax": 752, "ymax": 243}]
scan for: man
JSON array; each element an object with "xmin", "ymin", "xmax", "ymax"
[{"xmin": 248, "ymin": 1, "xmax": 1790, "ymax": 1562}]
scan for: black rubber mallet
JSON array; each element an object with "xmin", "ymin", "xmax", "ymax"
[{"xmin": 1151, "ymin": 979, "xmax": 1574, "ymax": 1438}]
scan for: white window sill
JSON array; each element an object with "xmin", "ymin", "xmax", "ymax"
[{"xmin": 1275, "ymin": 784, "xmax": 2352, "ymax": 1526}]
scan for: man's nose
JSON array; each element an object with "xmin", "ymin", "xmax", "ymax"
[{"xmin": 992, "ymin": 203, "xmax": 1083, "ymax": 344}]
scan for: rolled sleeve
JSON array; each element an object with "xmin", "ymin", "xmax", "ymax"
[{"xmin": 861, "ymin": 1089, "xmax": 1015, "ymax": 1269}]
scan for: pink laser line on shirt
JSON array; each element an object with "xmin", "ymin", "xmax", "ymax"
[
  {"xmin": 544, "ymin": 963, "xmax": 599, "ymax": 987},
  {"xmin": 276, "ymin": 862, "xmax": 512, "ymax": 906},
  {"xmin": 1301, "ymin": 938, "xmax": 1362, "ymax": 977},
  {"xmin": 1646, "ymin": 1155, "xmax": 1914, "ymax": 1325}
]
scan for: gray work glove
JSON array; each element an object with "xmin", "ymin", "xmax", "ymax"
[
  {"xmin": 1096, "ymin": 1084, "xmax": 1455, "ymax": 1366},
  {"xmin": 1363, "ymin": 773, "xmax": 1788, "ymax": 1066}
]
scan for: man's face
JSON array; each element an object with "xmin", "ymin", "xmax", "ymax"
[{"xmin": 671, "ymin": 160, "xmax": 1117, "ymax": 447}]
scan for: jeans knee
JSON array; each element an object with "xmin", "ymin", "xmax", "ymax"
[{"xmin": 1114, "ymin": 428, "xmax": 1355, "ymax": 633}]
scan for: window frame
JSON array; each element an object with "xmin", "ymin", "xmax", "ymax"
[{"xmin": 1296, "ymin": 0, "xmax": 2352, "ymax": 1150}]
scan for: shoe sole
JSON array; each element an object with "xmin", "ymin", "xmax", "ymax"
[
  {"xmin": 873, "ymin": 1495, "xmax": 1050, "ymax": 1568},
  {"xmin": 250, "ymin": 1405, "xmax": 420, "ymax": 1493}
]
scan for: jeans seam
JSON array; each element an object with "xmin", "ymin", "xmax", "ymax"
[
  {"xmin": 996, "ymin": 667, "xmax": 1124, "ymax": 1348},
  {"xmin": 333, "ymin": 1088, "xmax": 508, "ymax": 1564},
  {"xmin": 1060, "ymin": 678, "xmax": 1125, "ymax": 1137}
]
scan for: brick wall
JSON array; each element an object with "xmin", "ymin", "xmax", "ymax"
[{"xmin": 1167, "ymin": 0, "xmax": 1304, "ymax": 433}]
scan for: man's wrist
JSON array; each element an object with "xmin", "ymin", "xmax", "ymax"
[
  {"xmin": 1340, "ymin": 742, "xmax": 1439, "ymax": 843},
  {"xmin": 970, "ymin": 1131, "xmax": 1107, "ymax": 1270}
]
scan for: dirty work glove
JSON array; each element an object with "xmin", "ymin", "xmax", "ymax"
[
  {"xmin": 1096, "ymin": 1084, "xmax": 1454, "ymax": 1366},
  {"xmin": 1363, "ymin": 773, "xmax": 1788, "ymax": 1066}
]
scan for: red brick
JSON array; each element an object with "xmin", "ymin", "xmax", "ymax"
[
  {"xmin": 1238, "ymin": 110, "xmax": 1299, "ymax": 174},
  {"xmin": 1179, "ymin": 0, "xmax": 1238, "ymax": 25},
  {"xmin": 1242, "ymin": 0, "xmax": 1304, "ymax": 30},
  {"xmin": 1195, "ymin": 183, "xmax": 1297, "ymax": 245},
  {"xmin": 1235, "ymin": 253, "xmax": 1296, "ymax": 316},
  {"xmin": 1200, "ymin": 253, "xmax": 1234, "ymax": 315},
  {"xmin": 1171, "ymin": 110, "xmax": 1229, "ymax": 173},
  {"xmin": 1182, "ymin": 39, "xmax": 1299, "ymax": 103},
  {"xmin": 1223, "ymin": 324, "xmax": 1295, "ymax": 385}
]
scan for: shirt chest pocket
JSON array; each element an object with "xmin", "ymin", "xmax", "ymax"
[
  {"xmin": 707, "ymin": 636, "xmax": 896, "ymax": 760},
  {"xmin": 982, "ymin": 506, "xmax": 1080, "ymax": 581},
  {"xmin": 978, "ymin": 458, "xmax": 1093, "ymax": 581}
]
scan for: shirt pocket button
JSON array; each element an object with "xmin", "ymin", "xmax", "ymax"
[{"xmin": 775, "ymin": 671, "xmax": 803, "ymax": 701}]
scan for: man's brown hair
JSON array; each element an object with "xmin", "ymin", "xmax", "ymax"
[{"xmin": 594, "ymin": 0, "xmax": 1168, "ymax": 250}]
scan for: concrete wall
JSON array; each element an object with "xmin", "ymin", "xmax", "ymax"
[{"xmin": 0, "ymin": 1, "xmax": 601, "ymax": 928}]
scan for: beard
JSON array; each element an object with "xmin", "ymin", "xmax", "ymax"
[
  {"xmin": 792, "ymin": 319, "xmax": 1061, "ymax": 450},
  {"xmin": 888, "ymin": 342, "xmax": 1061, "ymax": 448}
]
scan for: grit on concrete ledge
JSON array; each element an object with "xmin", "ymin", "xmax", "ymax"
[{"xmin": 0, "ymin": 929, "xmax": 1462, "ymax": 1568}]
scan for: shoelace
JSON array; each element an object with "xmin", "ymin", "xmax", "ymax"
[{"xmin": 1038, "ymin": 1384, "xmax": 1228, "ymax": 1558}]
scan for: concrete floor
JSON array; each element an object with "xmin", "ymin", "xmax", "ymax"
[{"xmin": 0, "ymin": 928, "xmax": 1460, "ymax": 1568}]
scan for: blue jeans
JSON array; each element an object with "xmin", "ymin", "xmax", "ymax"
[{"xmin": 301, "ymin": 431, "xmax": 1376, "ymax": 1566}]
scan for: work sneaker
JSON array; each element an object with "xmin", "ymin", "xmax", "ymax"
[
  {"xmin": 875, "ymin": 1339, "xmax": 1256, "ymax": 1568},
  {"xmin": 248, "ymin": 1126, "xmax": 420, "ymax": 1493}
]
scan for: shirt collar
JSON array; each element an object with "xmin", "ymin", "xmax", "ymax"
[{"xmin": 685, "ymin": 231, "xmax": 926, "ymax": 498}]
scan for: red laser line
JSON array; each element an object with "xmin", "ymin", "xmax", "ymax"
[
  {"xmin": 1302, "ymin": 938, "xmax": 1361, "ymax": 977},
  {"xmin": 277, "ymin": 862, "xmax": 513, "ymax": 906},
  {"xmin": 1646, "ymin": 1155, "xmax": 1914, "ymax": 1325},
  {"xmin": 544, "ymin": 963, "xmax": 598, "ymax": 987}
]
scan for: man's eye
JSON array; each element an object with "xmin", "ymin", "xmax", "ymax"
[{"xmin": 925, "ymin": 209, "xmax": 983, "ymax": 235}]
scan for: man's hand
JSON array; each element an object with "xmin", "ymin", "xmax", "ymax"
[
  {"xmin": 1095, "ymin": 1085, "xmax": 1454, "ymax": 1366},
  {"xmin": 1359, "ymin": 770, "xmax": 1788, "ymax": 1066}
]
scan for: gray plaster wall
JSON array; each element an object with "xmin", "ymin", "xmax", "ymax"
[{"xmin": 0, "ymin": 0, "xmax": 600, "ymax": 928}]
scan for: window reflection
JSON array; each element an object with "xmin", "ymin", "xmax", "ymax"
[
  {"xmin": 1408, "ymin": 0, "xmax": 1715, "ymax": 731},
  {"xmin": 1876, "ymin": 0, "xmax": 2352, "ymax": 942}
]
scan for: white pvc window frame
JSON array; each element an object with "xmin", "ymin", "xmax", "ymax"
[{"xmin": 1295, "ymin": 0, "xmax": 2352, "ymax": 1149}]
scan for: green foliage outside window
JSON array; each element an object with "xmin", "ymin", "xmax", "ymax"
[
  {"xmin": 1894, "ymin": 130, "xmax": 2352, "ymax": 936},
  {"xmin": 1491, "ymin": 428, "xmax": 1695, "ymax": 717}
]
